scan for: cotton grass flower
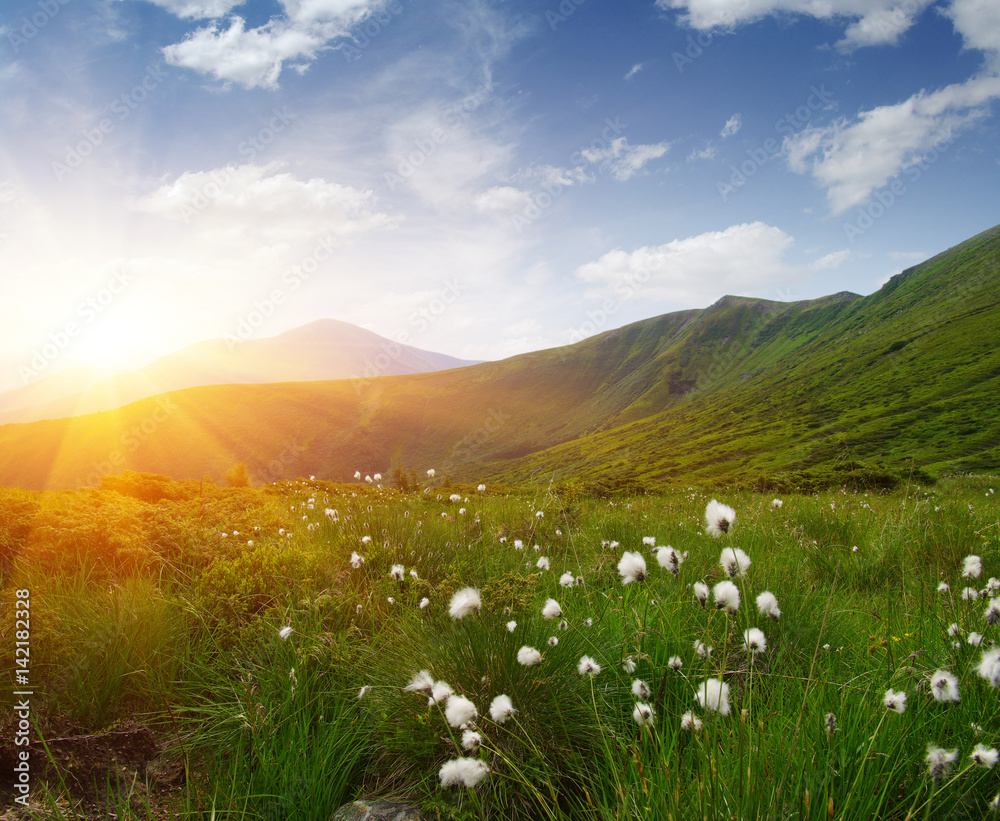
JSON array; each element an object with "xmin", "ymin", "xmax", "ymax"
[
  {"xmin": 439, "ymin": 757, "xmax": 489, "ymax": 788},
  {"xmin": 542, "ymin": 598, "xmax": 562, "ymax": 619},
  {"xmin": 449, "ymin": 587, "xmax": 482, "ymax": 620},
  {"xmin": 883, "ymin": 689, "xmax": 907, "ymax": 713},
  {"xmin": 622, "ymin": 657, "xmax": 637, "ymax": 674},
  {"xmin": 390, "ymin": 564, "xmax": 405, "ymax": 581},
  {"xmin": 963, "ymin": 554, "xmax": 983, "ymax": 579},
  {"xmin": 461, "ymin": 730, "xmax": 482, "ymax": 751},
  {"xmin": 518, "ymin": 646, "xmax": 542, "ymax": 666},
  {"xmin": 694, "ymin": 640, "xmax": 713, "ymax": 660},
  {"xmin": 536, "ymin": 556, "xmax": 551, "ymax": 571},
  {"xmin": 693, "ymin": 582, "xmax": 709, "ymax": 607},
  {"xmin": 719, "ymin": 547, "xmax": 751, "ymax": 578},
  {"xmin": 655, "ymin": 546, "xmax": 685, "ymax": 575},
  {"xmin": 618, "ymin": 551, "xmax": 647, "ymax": 584},
  {"xmin": 278, "ymin": 626, "xmax": 294, "ymax": 641},
  {"xmin": 985, "ymin": 597, "xmax": 1000, "ymax": 626},
  {"xmin": 547, "ymin": 636, "xmax": 559, "ymax": 647},
  {"xmin": 705, "ymin": 499, "xmax": 735, "ymax": 537},
  {"xmin": 577, "ymin": 655, "xmax": 601, "ymax": 677},
  {"xmin": 681, "ymin": 711, "xmax": 703, "ymax": 731},
  {"xmin": 712, "ymin": 580, "xmax": 740, "ymax": 613},
  {"xmin": 358, "ymin": 685, "xmax": 371, "ymax": 698},
  {"xmin": 633, "ymin": 702, "xmax": 655, "ymax": 726},
  {"xmin": 419, "ymin": 597, "xmax": 430, "ymax": 609},
  {"xmin": 506, "ymin": 620, "xmax": 517, "ymax": 632},
  {"xmin": 756, "ymin": 591, "xmax": 781, "ymax": 620},
  {"xmin": 429, "ymin": 681, "xmax": 454, "ymax": 705},
  {"xmin": 925, "ymin": 744, "xmax": 958, "ymax": 782},
  {"xmin": 930, "ymin": 669, "xmax": 960, "ymax": 703},
  {"xmin": 771, "ymin": 499, "xmax": 783, "ymax": 509},
  {"xmin": 445, "ymin": 694, "xmax": 478, "ymax": 728},
  {"xmin": 350, "ymin": 552, "xmax": 364, "ymax": 568},
  {"xmin": 668, "ymin": 655, "xmax": 683, "ymax": 670},
  {"xmin": 632, "ymin": 679, "xmax": 651, "ymax": 699},
  {"xmin": 695, "ymin": 678, "xmax": 730, "ymax": 715},
  {"xmin": 559, "ymin": 572, "xmax": 576, "ymax": 588},
  {"xmin": 971, "ymin": 744, "xmax": 999, "ymax": 769},
  {"xmin": 405, "ymin": 670, "xmax": 435, "ymax": 692},
  {"xmin": 743, "ymin": 628, "xmax": 767, "ymax": 654},
  {"xmin": 976, "ymin": 646, "xmax": 1000, "ymax": 687},
  {"xmin": 489, "ymin": 694, "xmax": 516, "ymax": 723},
  {"xmin": 937, "ymin": 581, "xmax": 950, "ymax": 593}
]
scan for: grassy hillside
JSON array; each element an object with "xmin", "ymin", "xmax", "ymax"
[{"xmin": 0, "ymin": 224, "xmax": 997, "ymax": 490}]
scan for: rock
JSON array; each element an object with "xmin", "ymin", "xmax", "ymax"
[{"xmin": 331, "ymin": 799, "xmax": 426, "ymax": 821}]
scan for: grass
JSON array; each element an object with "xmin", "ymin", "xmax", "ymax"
[{"xmin": 1, "ymin": 471, "xmax": 999, "ymax": 819}]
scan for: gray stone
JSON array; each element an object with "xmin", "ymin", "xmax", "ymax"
[{"xmin": 331, "ymin": 799, "xmax": 426, "ymax": 821}]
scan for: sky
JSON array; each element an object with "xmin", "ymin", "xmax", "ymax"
[{"xmin": 1, "ymin": 0, "xmax": 998, "ymax": 394}]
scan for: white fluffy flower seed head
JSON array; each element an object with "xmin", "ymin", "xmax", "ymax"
[
  {"xmin": 559, "ymin": 572, "xmax": 576, "ymax": 588},
  {"xmin": 743, "ymin": 628, "xmax": 767, "ymax": 654},
  {"xmin": 719, "ymin": 547, "xmax": 751, "ymax": 578},
  {"xmin": 429, "ymin": 680, "xmax": 454, "ymax": 705},
  {"xmin": 962, "ymin": 554, "xmax": 983, "ymax": 579},
  {"xmin": 517, "ymin": 646, "xmax": 542, "ymax": 666},
  {"xmin": 578, "ymin": 655, "xmax": 601, "ymax": 677},
  {"xmin": 756, "ymin": 591, "xmax": 781, "ymax": 620},
  {"xmin": 656, "ymin": 546, "xmax": 684, "ymax": 575},
  {"xmin": 976, "ymin": 646, "xmax": 1000, "ymax": 687},
  {"xmin": 930, "ymin": 669, "xmax": 960, "ymax": 703},
  {"xmin": 404, "ymin": 669, "xmax": 435, "ymax": 692},
  {"xmin": 883, "ymin": 688, "xmax": 907, "ymax": 713},
  {"xmin": 449, "ymin": 587, "xmax": 482, "ymax": 620},
  {"xmin": 542, "ymin": 598, "xmax": 562, "ymax": 619},
  {"xmin": 439, "ymin": 757, "xmax": 489, "ymax": 788},
  {"xmin": 632, "ymin": 679, "xmax": 651, "ymax": 699},
  {"xmin": 705, "ymin": 499, "xmax": 736, "ymax": 537},
  {"xmin": 618, "ymin": 551, "xmax": 647, "ymax": 584},
  {"xmin": 971, "ymin": 743, "xmax": 999, "ymax": 769},
  {"xmin": 461, "ymin": 730, "xmax": 482, "ymax": 751},
  {"xmin": 506, "ymin": 620, "xmax": 517, "ymax": 633},
  {"xmin": 633, "ymin": 702, "xmax": 655, "ymax": 726},
  {"xmin": 445, "ymin": 694, "xmax": 478, "ymax": 728},
  {"xmin": 696, "ymin": 678, "xmax": 730, "ymax": 715},
  {"xmin": 668, "ymin": 655, "xmax": 683, "ymax": 670},
  {"xmin": 925, "ymin": 745, "xmax": 958, "ymax": 782},
  {"xmin": 693, "ymin": 582, "xmax": 710, "ymax": 607},
  {"xmin": 390, "ymin": 564, "xmax": 405, "ymax": 581},
  {"xmin": 713, "ymin": 580, "xmax": 740, "ymax": 613},
  {"xmin": 490, "ymin": 694, "xmax": 516, "ymax": 723},
  {"xmin": 350, "ymin": 552, "xmax": 364, "ymax": 568},
  {"xmin": 681, "ymin": 710, "xmax": 703, "ymax": 731}
]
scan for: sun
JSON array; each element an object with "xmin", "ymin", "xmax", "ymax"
[{"xmin": 69, "ymin": 316, "xmax": 167, "ymax": 372}]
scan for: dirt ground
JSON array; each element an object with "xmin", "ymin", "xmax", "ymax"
[{"xmin": 1, "ymin": 716, "xmax": 191, "ymax": 820}]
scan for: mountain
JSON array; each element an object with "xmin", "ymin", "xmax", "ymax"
[
  {"xmin": 0, "ymin": 319, "xmax": 479, "ymax": 424},
  {"xmin": 0, "ymin": 225, "xmax": 997, "ymax": 491}
]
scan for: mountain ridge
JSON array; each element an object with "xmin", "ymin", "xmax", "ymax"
[{"xmin": 0, "ymin": 223, "xmax": 996, "ymax": 490}]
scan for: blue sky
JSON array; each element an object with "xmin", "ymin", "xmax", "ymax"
[{"xmin": 1, "ymin": 0, "xmax": 998, "ymax": 392}]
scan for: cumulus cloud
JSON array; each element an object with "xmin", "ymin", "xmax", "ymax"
[
  {"xmin": 811, "ymin": 249, "xmax": 851, "ymax": 270},
  {"xmin": 720, "ymin": 113, "xmax": 742, "ymax": 138},
  {"xmin": 574, "ymin": 222, "xmax": 798, "ymax": 305},
  {"xmin": 581, "ymin": 137, "xmax": 670, "ymax": 181},
  {"xmin": 144, "ymin": 0, "xmax": 246, "ymax": 20},
  {"xmin": 656, "ymin": 0, "xmax": 936, "ymax": 49},
  {"xmin": 946, "ymin": 0, "xmax": 1000, "ymax": 67},
  {"xmin": 135, "ymin": 163, "xmax": 392, "ymax": 240},
  {"xmin": 784, "ymin": 74, "xmax": 1000, "ymax": 213},
  {"xmin": 161, "ymin": 0, "xmax": 385, "ymax": 88}
]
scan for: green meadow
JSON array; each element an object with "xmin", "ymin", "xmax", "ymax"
[{"xmin": 2, "ymin": 470, "xmax": 999, "ymax": 819}]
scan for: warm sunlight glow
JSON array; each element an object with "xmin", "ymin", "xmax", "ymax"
[{"xmin": 68, "ymin": 315, "xmax": 166, "ymax": 372}]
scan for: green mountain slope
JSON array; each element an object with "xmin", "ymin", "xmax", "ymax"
[{"xmin": 0, "ymin": 224, "xmax": 997, "ymax": 490}]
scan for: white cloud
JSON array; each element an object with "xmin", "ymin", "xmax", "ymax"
[
  {"xmin": 946, "ymin": 0, "xmax": 1000, "ymax": 67},
  {"xmin": 474, "ymin": 185, "xmax": 533, "ymax": 213},
  {"xmin": 811, "ymin": 249, "xmax": 851, "ymax": 270},
  {"xmin": 625, "ymin": 63, "xmax": 644, "ymax": 80},
  {"xmin": 581, "ymin": 137, "xmax": 670, "ymax": 181},
  {"xmin": 720, "ymin": 113, "xmax": 742, "ymax": 138},
  {"xmin": 688, "ymin": 143, "xmax": 717, "ymax": 161},
  {"xmin": 144, "ymin": 0, "xmax": 246, "ymax": 20},
  {"xmin": 656, "ymin": 0, "xmax": 935, "ymax": 49},
  {"xmin": 784, "ymin": 74, "xmax": 1000, "ymax": 213},
  {"xmin": 136, "ymin": 163, "xmax": 392, "ymax": 240},
  {"xmin": 574, "ymin": 222, "xmax": 798, "ymax": 305}
]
